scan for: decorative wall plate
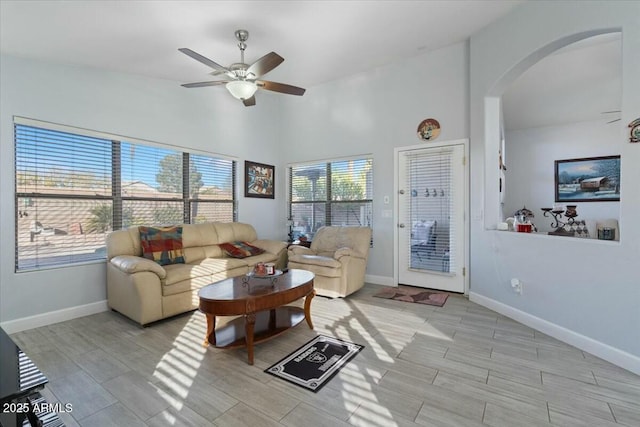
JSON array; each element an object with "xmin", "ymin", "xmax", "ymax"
[
  {"xmin": 629, "ymin": 118, "xmax": 640, "ymax": 143},
  {"xmin": 417, "ymin": 118, "xmax": 441, "ymax": 141}
]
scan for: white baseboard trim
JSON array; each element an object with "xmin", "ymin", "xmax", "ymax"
[
  {"xmin": 365, "ymin": 274, "xmax": 394, "ymax": 287},
  {"xmin": 469, "ymin": 292, "xmax": 640, "ymax": 376},
  {"xmin": 0, "ymin": 300, "xmax": 109, "ymax": 334}
]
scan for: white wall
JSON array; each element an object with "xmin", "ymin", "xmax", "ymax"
[
  {"xmin": 279, "ymin": 42, "xmax": 469, "ymax": 280},
  {"xmin": 0, "ymin": 55, "xmax": 283, "ymax": 325},
  {"xmin": 470, "ymin": 1, "xmax": 640, "ymax": 373},
  {"xmin": 504, "ymin": 120, "xmax": 620, "ymax": 233}
]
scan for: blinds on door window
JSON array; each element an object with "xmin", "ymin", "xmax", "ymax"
[{"xmin": 404, "ymin": 147, "xmax": 456, "ymax": 274}]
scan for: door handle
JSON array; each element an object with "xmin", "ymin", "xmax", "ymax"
[
  {"xmin": 399, "ymin": 189, "xmax": 405, "ymax": 195},
  {"xmin": 398, "ymin": 223, "xmax": 405, "ymax": 228}
]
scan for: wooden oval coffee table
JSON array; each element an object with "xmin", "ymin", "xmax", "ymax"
[{"xmin": 198, "ymin": 269, "xmax": 315, "ymax": 365}]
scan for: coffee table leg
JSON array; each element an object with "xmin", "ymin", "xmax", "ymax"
[
  {"xmin": 304, "ymin": 289, "xmax": 315, "ymax": 329},
  {"xmin": 245, "ymin": 313, "xmax": 256, "ymax": 365},
  {"xmin": 269, "ymin": 309, "xmax": 276, "ymax": 330},
  {"xmin": 203, "ymin": 314, "xmax": 216, "ymax": 347}
]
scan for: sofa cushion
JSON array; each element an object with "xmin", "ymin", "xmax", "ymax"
[
  {"xmin": 162, "ymin": 260, "xmax": 249, "ymax": 296},
  {"xmin": 163, "ymin": 262, "xmax": 218, "ymax": 286},
  {"xmin": 219, "ymin": 241, "xmax": 265, "ymax": 259},
  {"xmin": 139, "ymin": 226, "xmax": 185, "ymax": 266},
  {"xmin": 198, "ymin": 257, "xmax": 250, "ymax": 274}
]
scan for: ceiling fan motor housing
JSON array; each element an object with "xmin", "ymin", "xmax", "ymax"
[{"xmin": 229, "ymin": 63, "xmax": 249, "ymax": 79}]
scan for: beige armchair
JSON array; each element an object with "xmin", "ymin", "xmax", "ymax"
[{"xmin": 287, "ymin": 226, "xmax": 372, "ymax": 298}]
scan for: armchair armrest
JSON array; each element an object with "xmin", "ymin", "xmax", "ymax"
[
  {"xmin": 109, "ymin": 255, "xmax": 167, "ymax": 279},
  {"xmin": 288, "ymin": 245, "xmax": 315, "ymax": 256},
  {"xmin": 252, "ymin": 239, "xmax": 287, "ymax": 255},
  {"xmin": 334, "ymin": 247, "xmax": 366, "ymax": 261}
]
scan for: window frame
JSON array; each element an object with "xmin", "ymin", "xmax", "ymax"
[
  {"xmin": 14, "ymin": 117, "xmax": 237, "ymax": 272},
  {"xmin": 287, "ymin": 156, "xmax": 373, "ymax": 242}
]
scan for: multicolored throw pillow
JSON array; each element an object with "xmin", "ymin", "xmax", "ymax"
[
  {"xmin": 139, "ymin": 226, "xmax": 185, "ymax": 266},
  {"xmin": 219, "ymin": 241, "xmax": 265, "ymax": 259}
]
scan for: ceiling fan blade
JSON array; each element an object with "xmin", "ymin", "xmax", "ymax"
[
  {"xmin": 257, "ymin": 80, "xmax": 306, "ymax": 96},
  {"xmin": 178, "ymin": 48, "xmax": 229, "ymax": 73},
  {"xmin": 243, "ymin": 96, "xmax": 256, "ymax": 107},
  {"xmin": 247, "ymin": 52, "xmax": 284, "ymax": 78},
  {"xmin": 209, "ymin": 70, "xmax": 228, "ymax": 76},
  {"xmin": 181, "ymin": 81, "xmax": 230, "ymax": 88}
]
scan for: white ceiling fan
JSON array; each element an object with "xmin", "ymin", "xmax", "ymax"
[{"xmin": 179, "ymin": 30, "xmax": 306, "ymax": 107}]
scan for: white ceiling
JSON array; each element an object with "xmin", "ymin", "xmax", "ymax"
[
  {"xmin": 0, "ymin": 0, "xmax": 521, "ymax": 88},
  {"xmin": 1, "ymin": 1, "xmax": 621, "ymax": 130}
]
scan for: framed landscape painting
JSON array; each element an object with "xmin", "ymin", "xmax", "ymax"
[
  {"xmin": 555, "ymin": 155, "xmax": 620, "ymax": 202},
  {"xmin": 245, "ymin": 160, "xmax": 275, "ymax": 199}
]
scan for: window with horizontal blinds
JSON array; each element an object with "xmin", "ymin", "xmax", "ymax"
[
  {"xmin": 405, "ymin": 147, "xmax": 456, "ymax": 273},
  {"xmin": 288, "ymin": 158, "xmax": 373, "ymax": 241},
  {"xmin": 15, "ymin": 121, "xmax": 236, "ymax": 271},
  {"xmin": 189, "ymin": 154, "xmax": 236, "ymax": 223},
  {"xmin": 120, "ymin": 142, "xmax": 183, "ymax": 228},
  {"xmin": 15, "ymin": 125, "xmax": 113, "ymax": 271}
]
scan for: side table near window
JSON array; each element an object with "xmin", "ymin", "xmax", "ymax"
[
  {"xmin": 0, "ymin": 327, "xmax": 63, "ymax": 427},
  {"xmin": 288, "ymin": 239, "xmax": 312, "ymax": 249}
]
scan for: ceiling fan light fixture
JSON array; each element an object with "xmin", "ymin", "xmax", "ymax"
[{"xmin": 226, "ymin": 80, "xmax": 257, "ymax": 100}]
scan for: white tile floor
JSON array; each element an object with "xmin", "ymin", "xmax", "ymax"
[{"xmin": 11, "ymin": 284, "xmax": 640, "ymax": 426}]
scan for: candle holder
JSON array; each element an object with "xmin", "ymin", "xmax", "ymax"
[
  {"xmin": 541, "ymin": 205, "xmax": 577, "ymax": 236},
  {"xmin": 286, "ymin": 217, "xmax": 294, "ymax": 243}
]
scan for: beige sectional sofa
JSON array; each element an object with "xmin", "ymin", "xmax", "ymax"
[{"xmin": 106, "ymin": 222, "xmax": 287, "ymax": 325}]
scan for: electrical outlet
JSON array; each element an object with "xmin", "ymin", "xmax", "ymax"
[{"xmin": 511, "ymin": 278, "xmax": 523, "ymax": 295}]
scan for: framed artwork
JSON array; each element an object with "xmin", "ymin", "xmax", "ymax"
[
  {"xmin": 555, "ymin": 155, "xmax": 620, "ymax": 202},
  {"xmin": 245, "ymin": 160, "xmax": 275, "ymax": 199}
]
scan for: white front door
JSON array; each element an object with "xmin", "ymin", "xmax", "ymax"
[{"xmin": 396, "ymin": 142, "xmax": 466, "ymax": 293}]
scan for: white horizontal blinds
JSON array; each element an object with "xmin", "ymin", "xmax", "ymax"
[
  {"xmin": 15, "ymin": 120, "xmax": 238, "ymax": 271},
  {"xmin": 120, "ymin": 142, "xmax": 184, "ymax": 227},
  {"xmin": 289, "ymin": 158, "xmax": 373, "ymax": 241},
  {"xmin": 189, "ymin": 154, "xmax": 236, "ymax": 223},
  {"xmin": 329, "ymin": 159, "xmax": 373, "ymax": 227},
  {"xmin": 406, "ymin": 148, "xmax": 455, "ymax": 273},
  {"xmin": 289, "ymin": 163, "xmax": 327, "ymax": 238},
  {"xmin": 15, "ymin": 125, "xmax": 112, "ymax": 196},
  {"xmin": 15, "ymin": 124, "xmax": 113, "ymax": 270}
]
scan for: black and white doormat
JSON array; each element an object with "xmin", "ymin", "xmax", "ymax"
[{"xmin": 265, "ymin": 335, "xmax": 364, "ymax": 392}]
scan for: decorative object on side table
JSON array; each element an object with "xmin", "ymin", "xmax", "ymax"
[
  {"xmin": 245, "ymin": 160, "xmax": 275, "ymax": 199},
  {"xmin": 290, "ymin": 235, "xmax": 312, "ymax": 248},
  {"xmin": 542, "ymin": 204, "xmax": 578, "ymax": 236},
  {"xmin": 243, "ymin": 263, "xmax": 282, "ymax": 289},
  {"xmin": 513, "ymin": 206, "xmax": 535, "ymax": 233},
  {"xmin": 287, "ymin": 217, "xmax": 294, "ymax": 243},
  {"xmin": 598, "ymin": 227, "xmax": 616, "ymax": 240}
]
